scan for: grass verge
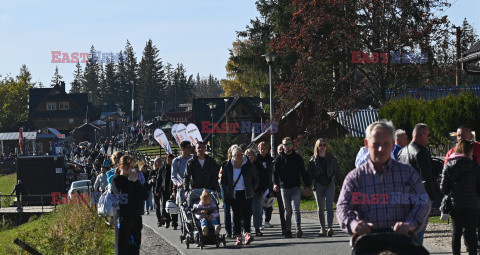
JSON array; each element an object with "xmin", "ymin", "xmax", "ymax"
[
  {"xmin": 0, "ymin": 173, "xmax": 16, "ymax": 196},
  {"xmin": 0, "ymin": 203, "xmax": 114, "ymax": 254}
]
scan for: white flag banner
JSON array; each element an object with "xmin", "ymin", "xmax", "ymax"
[
  {"xmin": 154, "ymin": 129, "xmax": 172, "ymax": 154},
  {"xmin": 186, "ymin": 123, "xmax": 203, "ymax": 145},
  {"xmin": 171, "ymin": 124, "xmax": 180, "ymax": 146},
  {"xmin": 176, "ymin": 124, "xmax": 188, "ymax": 143}
]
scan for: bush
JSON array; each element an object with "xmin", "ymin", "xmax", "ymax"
[
  {"xmin": 379, "ymin": 92, "xmax": 480, "ymax": 146},
  {"xmin": 15, "ymin": 204, "xmax": 114, "ymax": 254}
]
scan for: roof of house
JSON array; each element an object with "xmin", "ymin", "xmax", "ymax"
[
  {"xmin": 29, "ymin": 85, "xmax": 88, "ymax": 116},
  {"xmin": 0, "ymin": 132, "xmax": 37, "ymax": 141},
  {"xmin": 162, "ymin": 111, "xmax": 193, "ymax": 123},
  {"xmin": 329, "ymin": 109, "xmax": 379, "ymax": 137},
  {"xmin": 386, "ymin": 85, "xmax": 480, "ymax": 101}
]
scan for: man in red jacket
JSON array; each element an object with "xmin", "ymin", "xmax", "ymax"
[{"xmin": 444, "ymin": 125, "xmax": 480, "ymax": 165}]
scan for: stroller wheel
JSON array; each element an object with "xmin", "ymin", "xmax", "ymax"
[
  {"xmin": 186, "ymin": 239, "xmax": 190, "ymax": 249},
  {"xmin": 222, "ymin": 236, "xmax": 226, "ymax": 247},
  {"xmin": 216, "ymin": 236, "xmax": 220, "ymax": 248},
  {"xmin": 180, "ymin": 234, "xmax": 183, "ymax": 243}
]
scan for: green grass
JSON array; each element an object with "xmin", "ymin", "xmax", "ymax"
[
  {"xmin": 0, "ymin": 173, "xmax": 16, "ymax": 196},
  {"xmin": 0, "ymin": 204, "xmax": 114, "ymax": 254}
]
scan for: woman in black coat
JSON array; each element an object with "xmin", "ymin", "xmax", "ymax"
[
  {"xmin": 221, "ymin": 147, "xmax": 259, "ymax": 246},
  {"xmin": 158, "ymin": 154, "xmax": 177, "ymax": 229},
  {"xmin": 441, "ymin": 140, "xmax": 480, "ymax": 255},
  {"xmin": 112, "ymin": 155, "xmax": 147, "ymax": 255}
]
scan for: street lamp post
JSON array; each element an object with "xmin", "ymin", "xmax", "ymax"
[
  {"xmin": 207, "ymin": 102, "xmax": 217, "ymax": 159},
  {"xmin": 263, "ymin": 52, "xmax": 277, "ymax": 157},
  {"xmin": 131, "ymin": 81, "xmax": 135, "ymax": 122},
  {"xmin": 224, "ymin": 98, "xmax": 228, "ymax": 133}
]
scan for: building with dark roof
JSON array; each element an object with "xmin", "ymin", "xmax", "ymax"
[{"xmin": 29, "ymin": 83, "xmax": 89, "ymax": 133}]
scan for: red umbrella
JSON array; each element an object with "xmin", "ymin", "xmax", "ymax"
[{"xmin": 19, "ymin": 127, "xmax": 24, "ymax": 154}]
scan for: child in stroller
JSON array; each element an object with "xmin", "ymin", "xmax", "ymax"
[
  {"xmin": 196, "ymin": 189, "xmax": 221, "ymax": 236},
  {"xmin": 180, "ymin": 188, "xmax": 226, "ymax": 249}
]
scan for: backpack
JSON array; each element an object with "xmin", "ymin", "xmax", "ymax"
[{"xmin": 97, "ymin": 183, "xmax": 119, "ymax": 217}]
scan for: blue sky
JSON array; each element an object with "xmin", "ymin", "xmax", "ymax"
[{"xmin": 0, "ymin": 0, "xmax": 478, "ymax": 91}]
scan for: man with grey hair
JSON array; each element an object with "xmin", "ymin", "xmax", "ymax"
[
  {"xmin": 393, "ymin": 129, "xmax": 408, "ymax": 160},
  {"xmin": 337, "ymin": 120, "xmax": 431, "ymax": 244}
]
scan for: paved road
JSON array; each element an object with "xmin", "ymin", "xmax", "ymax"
[{"xmin": 142, "ymin": 209, "xmax": 449, "ymax": 255}]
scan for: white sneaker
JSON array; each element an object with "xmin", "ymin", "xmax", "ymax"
[{"xmin": 264, "ymin": 222, "xmax": 273, "ymax": 228}]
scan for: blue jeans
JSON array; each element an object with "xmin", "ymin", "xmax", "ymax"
[
  {"xmin": 252, "ymin": 193, "xmax": 263, "ymax": 231},
  {"xmin": 145, "ymin": 190, "xmax": 153, "ymax": 211},
  {"xmin": 281, "ymin": 187, "xmax": 302, "ymax": 231},
  {"xmin": 221, "ymin": 187, "xmax": 233, "ymax": 235},
  {"xmin": 313, "ymin": 182, "xmax": 335, "ymax": 229},
  {"xmin": 200, "ymin": 217, "xmax": 219, "ymax": 227},
  {"xmin": 416, "ymin": 227, "xmax": 425, "ymax": 245}
]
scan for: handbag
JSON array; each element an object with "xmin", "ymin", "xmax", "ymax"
[{"xmin": 97, "ymin": 183, "xmax": 119, "ymax": 217}]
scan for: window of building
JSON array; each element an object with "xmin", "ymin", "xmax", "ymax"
[
  {"xmin": 59, "ymin": 102, "xmax": 69, "ymax": 110},
  {"xmin": 46, "ymin": 102, "xmax": 56, "ymax": 110}
]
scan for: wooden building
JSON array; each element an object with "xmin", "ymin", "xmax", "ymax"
[{"xmin": 29, "ymin": 83, "xmax": 89, "ymax": 133}]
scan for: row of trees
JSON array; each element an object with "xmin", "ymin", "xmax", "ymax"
[
  {"xmin": 50, "ymin": 40, "xmax": 222, "ymax": 120},
  {"xmin": 222, "ymin": 0, "xmax": 479, "ymax": 142}
]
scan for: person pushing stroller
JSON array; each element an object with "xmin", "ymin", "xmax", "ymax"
[{"xmin": 195, "ymin": 189, "xmax": 221, "ymax": 236}]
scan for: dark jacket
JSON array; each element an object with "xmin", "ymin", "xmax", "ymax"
[
  {"xmin": 398, "ymin": 142, "xmax": 440, "ymax": 201},
  {"xmin": 254, "ymin": 153, "xmax": 273, "ymax": 194},
  {"xmin": 112, "ymin": 175, "xmax": 147, "ymax": 217},
  {"xmin": 221, "ymin": 160, "xmax": 259, "ymax": 200},
  {"xmin": 183, "ymin": 155, "xmax": 220, "ymax": 192},
  {"xmin": 441, "ymin": 157, "xmax": 480, "ymax": 209},
  {"xmin": 273, "ymin": 151, "xmax": 311, "ymax": 189},
  {"xmin": 307, "ymin": 153, "xmax": 341, "ymax": 188},
  {"xmin": 158, "ymin": 164, "xmax": 173, "ymax": 194}
]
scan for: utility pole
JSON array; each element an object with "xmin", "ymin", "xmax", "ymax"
[{"xmin": 456, "ymin": 26, "xmax": 462, "ymax": 86}]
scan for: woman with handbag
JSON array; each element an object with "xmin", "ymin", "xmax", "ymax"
[
  {"xmin": 307, "ymin": 139, "xmax": 341, "ymax": 237},
  {"xmin": 441, "ymin": 140, "xmax": 480, "ymax": 255},
  {"xmin": 221, "ymin": 147, "xmax": 259, "ymax": 246}
]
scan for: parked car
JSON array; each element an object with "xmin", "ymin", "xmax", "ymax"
[{"xmin": 68, "ymin": 180, "xmax": 92, "ymax": 199}]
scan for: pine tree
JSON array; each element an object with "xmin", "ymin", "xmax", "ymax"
[
  {"xmin": 16, "ymin": 64, "xmax": 33, "ymax": 86},
  {"xmin": 83, "ymin": 46, "xmax": 101, "ymax": 104},
  {"xmin": 116, "ymin": 50, "xmax": 130, "ymax": 116},
  {"xmin": 50, "ymin": 66, "xmax": 64, "ymax": 87},
  {"xmin": 124, "ymin": 41, "xmax": 138, "ymax": 120},
  {"xmin": 103, "ymin": 54, "xmax": 118, "ymax": 105},
  {"xmin": 172, "ymin": 64, "xmax": 194, "ymax": 109},
  {"xmin": 70, "ymin": 62, "xmax": 84, "ymax": 93},
  {"xmin": 138, "ymin": 39, "xmax": 166, "ymax": 119}
]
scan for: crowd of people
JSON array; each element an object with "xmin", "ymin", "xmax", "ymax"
[{"xmin": 66, "ymin": 121, "xmax": 480, "ymax": 255}]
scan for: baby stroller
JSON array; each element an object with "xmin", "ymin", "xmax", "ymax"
[
  {"xmin": 351, "ymin": 228, "xmax": 429, "ymax": 255},
  {"xmin": 179, "ymin": 188, "xmax": 226, "ymax": 249}
]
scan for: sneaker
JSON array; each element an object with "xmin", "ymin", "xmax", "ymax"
[
  {"xmin": 165, "ymin": 221, "xmax": 170, "ymax": 229},
  {"xmin": 173, "ymin": 223, "xmax": 178, "ymax": 230},
  {"xmin": 327, "ymin": 228, "xmax": 333, "ymax": 237},
  {"xmin": 296, "ymin": 229, "xmax": 303, "ymax": 238},
  {"xmin": 245, "ymin": 233, "xmax": 254, "ymax": 245},
  {"xmin": 146, "ymin": 210, "xmax": 149, "ymax": 214},
  {"xmin": 214, "ymin": 225, "xmax": 221, "ymax": 235},
  {"xmin": 255, "ymin": 229, "xmax": 263, "ymax": 237},
  {"xmin": 235, "ymin": 236, "xmax": 243, "ymax": 245},
  {"xmin": 318, "ymin": 228, "xmax": 326, "ymax": 237},
  {"xmin": 202, "ymin": 226, "xmax": 209, "ymax": 236},
  {"xmin": 264, "ymin": 222, "xmax": 273, "ymax": 228},
  {"xmin": 284, "ymin": 230, "xmax": 292, "ymax": 238}
]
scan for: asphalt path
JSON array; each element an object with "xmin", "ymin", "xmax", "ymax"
[{"xmin": 142, "ymin": 208, "xmax": 450, "ymax": 255}]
